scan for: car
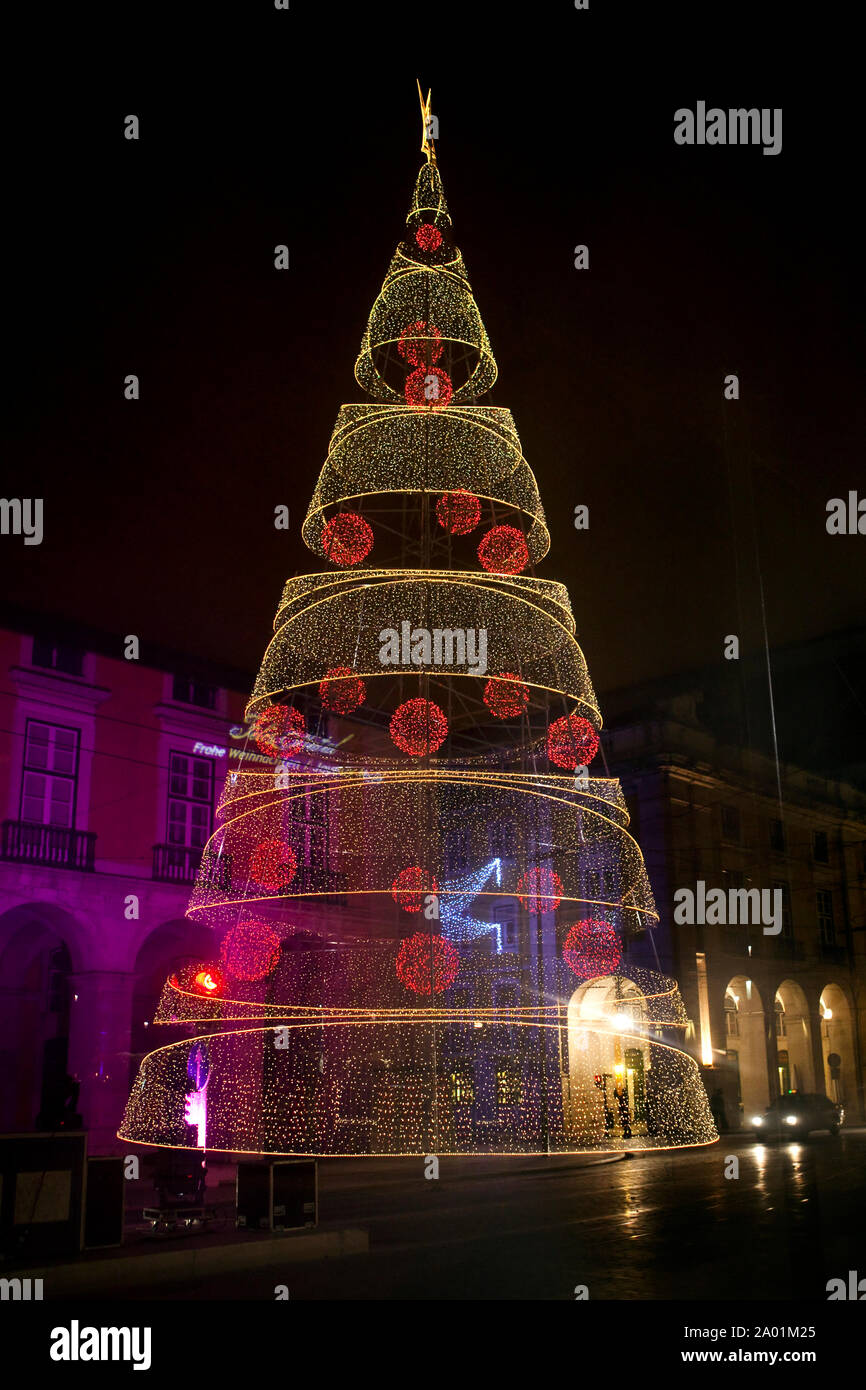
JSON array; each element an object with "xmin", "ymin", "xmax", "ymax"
[{"xmin": 750, "ymin": 1092, "xmax": 843, "ymax": 1140}]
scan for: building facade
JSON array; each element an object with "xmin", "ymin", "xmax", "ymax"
[
  {"xmin": 2, "ymin": 614, "xmax": 863, "ymax": 1154},
  {"xmin": 0, "ymin": 617, "xmax": 284, "ymax": 1152},
  {"xmin": 606, "ymin": 689, "xmax": 866, "ymax": 1128}
]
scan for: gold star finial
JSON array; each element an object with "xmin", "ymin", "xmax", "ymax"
[{"xmin": 416, "ymin": 79, "xmax": 436, "ymax": 164}]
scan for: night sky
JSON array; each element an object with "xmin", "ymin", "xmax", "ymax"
[{"xmin": 6, "ymin": 11, "xmax": 864, "ymax": 717}]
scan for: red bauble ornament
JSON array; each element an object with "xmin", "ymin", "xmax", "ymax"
[
  {"xmin": 220, "ymin": 920, "xmax": 281, "ymax": 982},
  {"xmin": 563, "ymin": 918, "xmax": 622, "ymax": 980},
  {"xmin": 319, "ymin": 666, "xmax": 366, "ymax": 714},
  {"xmin": 395, "ymin": 931, "xmax": 459, "ymax": 995},
  {"xmin": 404, "ymin": 365, "xmax": 453, "ymax": 408},
  {"xmin": 390, "ymin": 698, "xmax": 449, "ymax": 756},
  {"xmin": 391, "ymin": 865, "xmax": 439, "ymax": 913},
  {"xmin": 415, "ymin": 223, "xmax": 443, "ymax": 252},
  {"xmin": 250, "ymin": 838, "xmax": 298, "ymax": 890},
  {"xmin": 398, "ymin": 320, "xmax": 443, "ymax": 367},
  {"xmin": 477, "ymin": 524, "xmax": 530, "ymax": 575},
  {"xmin": 547, "ymin": 712, "xmax": 599, "ymax": 769},
  {"xmin": 517, "ymin": 865, "xmax": 563, "ymax": 914},
  {"xmin": 484, "ymin": 672, "xmax": 530, "ymax": 719},
  {"xmin": 435, "ymin": 489, "xmax": 481, "ymax": 535},
  {"xmin": 254, "ymin": 705, "xmax": 306, "ymax": 759},
  {"xmin": 322, "ymin": 512, "xmax": 374, "ymax": 566}
]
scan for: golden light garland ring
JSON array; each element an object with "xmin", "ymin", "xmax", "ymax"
[
  {"xmin": 275, "ymin": 566, "xmax": 579, "ymax": 639},
  {"xmin": 119, "ymin": 1016, "xmax": 718, "ymax": 1155},
  {"xmin": 391, "ymin": 865, "xmax": 439, "ymax": 912},
  {"xmin": 321, "ymin": 512, "xmax": 374, "ymax": 566},
  {"xmin": 435, "ymin": 488, "xmax": 481, "ymax": 535},
  {"xmin": 354, "ymin": 161, "xmax": 496, "ymax": 404},
  {"xmin": 395, "ymin": 931, "xmax": 459, "ymax": 994},
  {"xmin": 250, "ymin": 837, "xmax": 298, "ymax": 890},
  {"xmin": 153, "ymin": 961, "xmax": 685, "ymax": 1026},
  {"xmin": 299, "ymin": 402, "xmax": 552, "ymax": 566},
  {"xmin": 319, "ymin": 666, "xmax": 366, "ymax": 714},
  {"xmin": 191, "ymin": 772, "xmax": 661, "ymax": 939},
  {"xmin": 517, "ymin": 866, "xmax": 564, "ymax": 914},
  {"xmin": 220, "ymin": 920, "xmax": 282, "ymax": 982},
  {"xmin": 563, "ymin": 918, "xmax": 622, "ymax": 980},
  {"xmin": 483, "ymin": 672, "xmax": 530, "ymax": 719},
  {"xmin": 404, "ymin": 365, "xmax": 453, "ymax": 408},
  {"xmin": 547, "ymin": 712, "xmax": 600, "ymax": 769},
  {"xmin": 398, "ymin": 320, "xmax": 443, "ymax": 366},
  {"xmin": 477, "ymin": 524, "xmax": 530, "ymax": 575},
  {"xmin": 254, "ymin": 705, "xmax": 305, "ymax": 759},
  {"xmin": 255, "ymin": 570, "xmax": 596, "ymax": 733},
  {"xmin": 390, "ymin": 697, "xmax": 448, "ymax": 756}
]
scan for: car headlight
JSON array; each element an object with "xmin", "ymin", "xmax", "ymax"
[
  {"xmin": 785, "ymin": 1114, "xmax": 798, "ymax": 1125},
  {"xmin": 752, "ymin": 1116, "xmax": 763, "ymax": 1126}
]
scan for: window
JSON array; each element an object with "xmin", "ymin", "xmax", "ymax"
[
  {"xmin": 721, "ymin": 804, "xmax": 741, "ymax": 843},
  {"xmin": 774, "ymin": 1000, "xmax": 786, "ymax": 1038},
  {"xmin": 32, "ymin": 637, "xmax": 83, "ymax": 677},
  {"xmin": 817, "ymin": 890, "xmax": 835, "ymax": 946},
  {"xmin": 290, "ymin": 785, "xmax": 326, "ymax": 868},
  {"xmin": 769, "ymin": 818, "xmax": 786, "ymax": 854},
  {"xmin": 20, "ymin": 721, "xmax": 79, "ymax": 827},
  {"xmin": 495, "ymin": 1065, "xmax": 522, "ymax": 1108},
  {"xmin": 450, "ymin": 1070, "xmax": 475, "ymax": 1105},
  {"xmin": 724, "ymin": 995, "xmax": 739, "ymax": 1037},
  {"xmin": 813, "ymin": 830, "xmax": 829, "ymax": 864},
  {"xmin": 777, "ymin": 1049, "xmax": 791, "ymax": 1094},
  {"xmin": 727, "ymin": 1049, "xmax": 742, "ymax": 1107},
  {"xmin": 167, "ymin": 752, "xmax": 213, "ymax": 848},
  {"xmin": 172, "ymin": 674, "xmax": 217, "ymax": 709},
  {"xmin": 47, "ymin": 944, "xmax": 71, "ymax": 1014},
  {"xmin": 772, "ymin": 880, "xmax": 792, "ymax": 936},
  {"xmin": 497, "ymin": 905, "xmax": 518, "ymax": 953}
]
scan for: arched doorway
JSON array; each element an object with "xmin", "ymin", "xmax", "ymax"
[
  {"xmin": 774, "ymin": 979, "xmax": 815, "ymax": 1095},
  {"xmin": 0, "ymin": 904, "xmax": 84, "ymax": 1133},
  {"xmin": 723, "ymin": 975, "xmax": 768, "ymax": 1122},
  {"xmin": 819, "ymin": 984, "xmax": 855, "ymax": 1109},
  {"xmin": 565, "ymin": 975, "xmax": 649, "ymax": 1142},
  {"xmin": 130, "ymin": 918, "xmax": 216, "ymax": 1087}
]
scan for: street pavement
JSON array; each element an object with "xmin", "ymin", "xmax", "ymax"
[{"xmin": 106, "ymin": 1129, "xmax": 866, "ymax": 1300}]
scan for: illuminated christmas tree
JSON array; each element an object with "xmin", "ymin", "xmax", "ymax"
[{"xmin": 120, "ymin": 92, "xmax": 717, "ymax": 1157}]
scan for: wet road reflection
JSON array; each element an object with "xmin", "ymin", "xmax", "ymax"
[{"xmin": 117, "ymin": 1131, "xmax": 866, "ymax": 1300}]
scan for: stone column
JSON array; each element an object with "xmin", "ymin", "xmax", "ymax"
[{"xmin": 809, "ymin": 1003, "xmax": 828, "ymax": 1099}]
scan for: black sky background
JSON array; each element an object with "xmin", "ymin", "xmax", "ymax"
[{"xmin": 4, "ymin": 8, "xmax": 864, "ymax": 742}]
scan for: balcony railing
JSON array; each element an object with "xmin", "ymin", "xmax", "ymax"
[
  {"xmin": 153, "ymin": 843, "xmax": 198, "ymax": 885},
  {"xmin": 151, "ymin": 844, "xmax": 345, "ymax": 898},
  {"xmin": 1, "ymin": 819, "xmax": 96, "ymax": 872},
  {"xmin": 152, "ymin": 843, "xmax": 235, "ymax": 888}
]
